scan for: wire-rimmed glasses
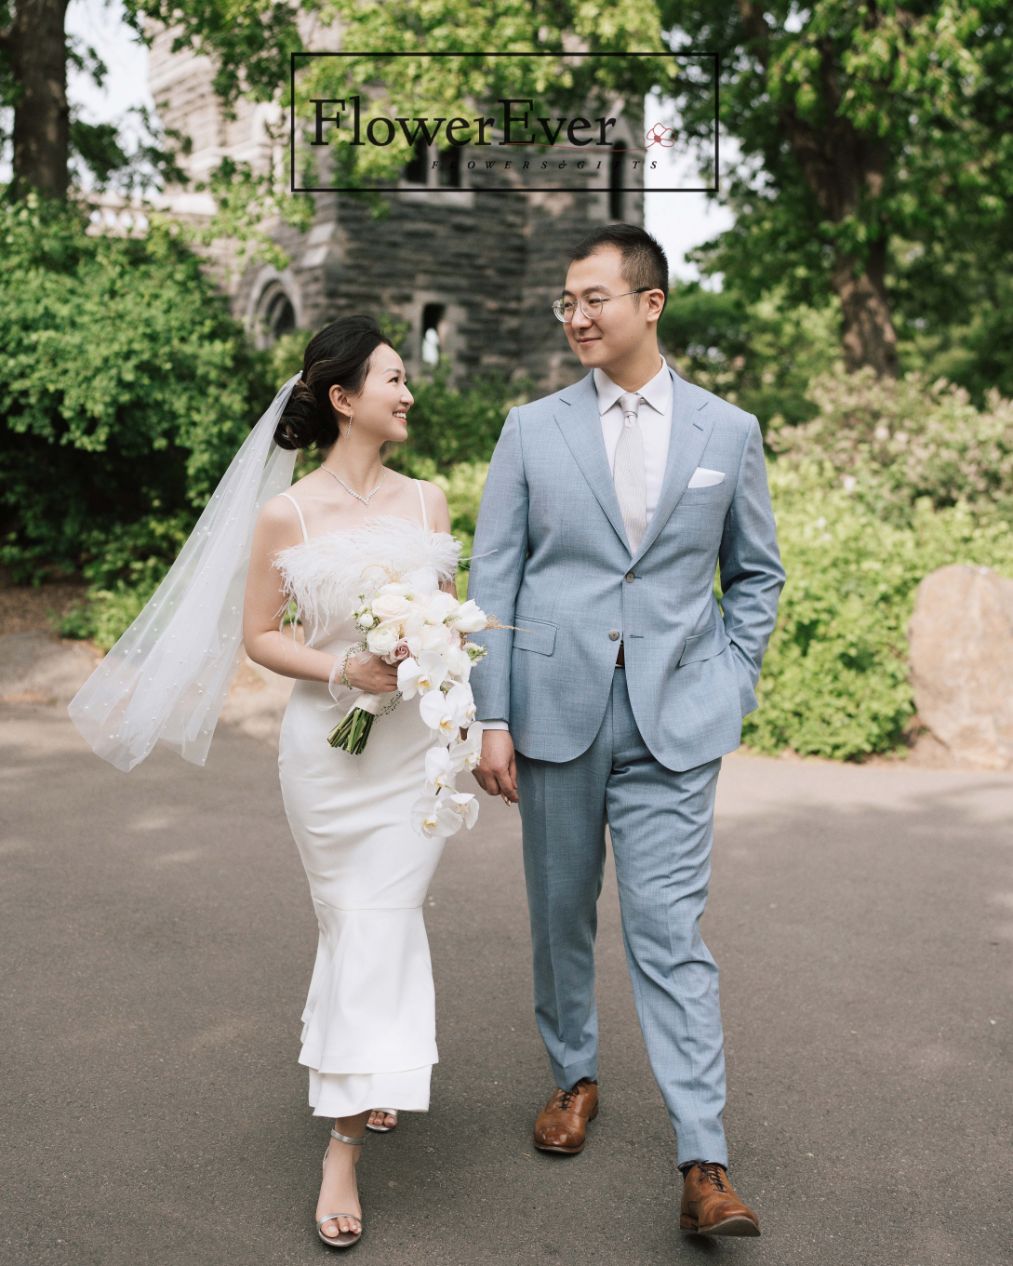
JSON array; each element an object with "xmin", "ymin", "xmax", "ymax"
[{"xmin": 551, "ymin": 288, "xmax": 654, "ymax": 323}]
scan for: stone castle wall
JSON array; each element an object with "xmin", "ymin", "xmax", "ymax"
[{"xmin": 146, "ymin": 21, "xmax": 644, "ymax": 394}]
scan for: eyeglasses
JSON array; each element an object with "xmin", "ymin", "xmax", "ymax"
[{"xmin": 551, "ymin": 288, "xmax": 654, "ymax": 323}]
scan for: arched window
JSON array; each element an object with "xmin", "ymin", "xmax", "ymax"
[
  {"xmin": 253, "ymin": 283, "xmax": 296, "ymax": 348},
  {"xmin": 609, "ymin": 141, "xmax": 628, "ymax": 220},
  {"xmin": 421, "ymin": 303, "xmax": 445, "ymax": 366},
  {"xmin": 264, "ymin": 290, "xmax": 295, "ymax": 339}
]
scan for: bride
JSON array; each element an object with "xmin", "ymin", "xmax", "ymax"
[
  {"xmin": 249, "ymin": 315, "xmax": 470, "ymax": 1248},
  {"xmin": 68, "ymin": 314, "xmax": 495, "ymax": 1250}
]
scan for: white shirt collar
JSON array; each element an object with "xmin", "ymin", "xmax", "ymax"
[{"xmin": 593, "ymin": 354, "xmax": 670, "ymax": 417}]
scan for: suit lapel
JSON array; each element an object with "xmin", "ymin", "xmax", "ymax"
[
  {"xmin": 631, "ymin": 368, "xmax": 713, "ymax": 564},
  {"xmin": 552, "ymin": 365, "xmax": 714, "ymax": 560},
  {"xmin": 553, "ymin": 371, "xmax": 631, "ymax": 551}
]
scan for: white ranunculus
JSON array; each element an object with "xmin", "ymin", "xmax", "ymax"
[{"xmin": 366, "ymin": 622, "xmax": 400, "ymax": 656}]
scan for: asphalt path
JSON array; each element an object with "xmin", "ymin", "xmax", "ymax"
[{"xmin": 2, "ymin": 700, "xmax": 1011, "ymax": 1266}]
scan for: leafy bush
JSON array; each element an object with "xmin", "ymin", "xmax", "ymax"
[
  {"xmin": 385, "ymin": 360, "xmax": 531, "ymax": 470},
  {"xmin": 768, "ymin": 366, "xmax": 1013, "ymax": 524},
  {"xmin": 0, "ymin": 193, "xmax": 273, "ymax": 584},
  {"xmin": 743, "ymin": 458, "xmax": 1013, "ymax": 759},
  {"xmin": 659, "ymin": 282, "xmax": 839, "ymax": 430}
]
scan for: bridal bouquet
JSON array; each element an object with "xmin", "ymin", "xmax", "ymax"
[{"xmin": 327, "ymin": 580, "xmax": 499, "ymax": 839}]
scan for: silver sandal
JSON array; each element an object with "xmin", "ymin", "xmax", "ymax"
[
  {"xmin": 366, "ymin": 1108, "xmax": 399, "ymax": 1134},
  {"xmin": 317, "ymin": 1127, "xmax": 365, "ymax": 1249}
]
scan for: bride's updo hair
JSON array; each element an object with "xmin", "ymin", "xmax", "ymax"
[{"xmin": 274, "ymin": 315, "xmax": 394, "ymax": 452}]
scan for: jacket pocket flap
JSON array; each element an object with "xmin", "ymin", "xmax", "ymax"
[
  {"xmin": 513, "ymin": 616, "xmax": 557, "ymax": 656},
  {"xmin": 678, "ymin": 620, "xmax": 729, "ymax": 666}
]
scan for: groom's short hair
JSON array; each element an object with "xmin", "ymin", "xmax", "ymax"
[{"xmin": 568, "ymin": 224, "xmax": 670, "ymax": 314}]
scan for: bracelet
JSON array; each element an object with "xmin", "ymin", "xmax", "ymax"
[{"xmin": 340, "ymin": 642, "xmax": 360, "ymax": 689}]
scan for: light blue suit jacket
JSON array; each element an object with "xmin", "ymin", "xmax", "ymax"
[{"xmin": 466, "ymin": 363, "xmax": 785, "ymax": 772}]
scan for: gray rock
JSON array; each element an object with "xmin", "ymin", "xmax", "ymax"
[{"xmin": 908, "ymin": 564, "xmax": 1013, "ymax": 769}]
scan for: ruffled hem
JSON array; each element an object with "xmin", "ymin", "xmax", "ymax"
[{"xmin": 308, "ymin": 1064, "xmax": 434, "ymax": 1117}]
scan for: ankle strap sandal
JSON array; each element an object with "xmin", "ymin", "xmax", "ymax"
[{"xmin": 316, "ymin": 1128, "xmax": 366, "ymax": 1248}]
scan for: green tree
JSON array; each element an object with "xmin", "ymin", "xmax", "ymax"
[
  {"xmin": 660, "ymin": 0, "xmax": 1011, "ymax": 379},
  {"xmin": 0, "ymin": 193, "xmax": 272, "ymax": 583}
]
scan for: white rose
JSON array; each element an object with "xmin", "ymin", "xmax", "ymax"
[{"xmin": 372, "ymin": 591, "xmax": 412, "ymax": 622}]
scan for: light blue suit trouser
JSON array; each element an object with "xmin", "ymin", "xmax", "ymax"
[{"xmin": 514, "ymin": 666, "xmax": 728, "ymax": 1168}]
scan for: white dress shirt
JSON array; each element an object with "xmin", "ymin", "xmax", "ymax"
[{"xmin": 480, "ymin": 356, "xmax": 671, "ymax": 731}]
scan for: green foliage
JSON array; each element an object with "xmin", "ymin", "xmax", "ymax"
[
  {"xmin": 661, "ymin": 0, "xmax": 1012, "ymax": 382},
  {"xmin": 743, "ymin": 459, "xmax": 1013, "ymax": 760},
  {"xmin": 660, "ymin": 282, "xmax": 839, "ymax": 428},
  {"xmin": 0, "ymin": 194, "xmax": 273, "ymax": 585},
  {"xmin": 768, "ymin": 367, "xmax": 1013, "ymax": 524},
  {"xmin": 285, "ymin": 1, "xmax": 668, "ymax": 189},
  {"xmin": 386, "ymin": 362, "xmax": 531, "ymax": 471}
]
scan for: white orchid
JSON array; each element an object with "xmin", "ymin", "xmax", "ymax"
[
  {"xmin": 410, "ymin": 793, "xmax": 460, "ymax": 839},
  {"xmin": 442, "ymin": 791, "xmax": 479, "ymax": 830},
  {"xmin": 424, "ymin": 744, "xmax": 458, "ymax": 793},
  {"xmin": 419, "ymin": 688, "xmax": 459, "ymax": 737},
  {"xmin": 399, "ymin": 647, "xmax": 450, "ymax": 699},
  {"xmin": 446, "ymin": 724, "xmax": 483, "ymax": 774},
  {"xmin": 443, "ymin": 681, "xmax": 477, "ymax": 727},
  {"xmin": 444, "ymin": 642, "xmax": 473, "ymax": 680}
]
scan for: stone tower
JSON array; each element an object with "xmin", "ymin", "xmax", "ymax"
[{"xmin": 145, "ymin": 21, "xmax": 645, "ymax": 393}]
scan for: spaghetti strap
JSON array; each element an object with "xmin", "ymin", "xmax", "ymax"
[
  {"xmin": 414, "ymin": 479, "xmax": 428, "ymax": 532},
  {"xmin": 280, "ymin": 491, "xmax": 309, "ymax": 544}
]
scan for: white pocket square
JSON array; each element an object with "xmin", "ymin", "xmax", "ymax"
[{"xmin": 687, "ymin": 466, "xmax": 725, "ymax": 489}]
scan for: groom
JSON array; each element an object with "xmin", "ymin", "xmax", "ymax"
[{"xmin": 466, "ymin": 224, "xmax": 784, "ymax": 1237}]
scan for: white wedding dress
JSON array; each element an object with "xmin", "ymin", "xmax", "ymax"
[{"xmin": 273, "ymin": 479, "xmax": 462, "ymax": 1118}]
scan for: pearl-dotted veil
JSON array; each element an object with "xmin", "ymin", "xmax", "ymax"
[{"xmin": 67, "ymin": 372, "xmax": 302, "ymax": 772}]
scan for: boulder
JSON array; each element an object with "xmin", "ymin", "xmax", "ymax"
[{"xmin": 908, "ymin": 564, "xmax": 1013, "ymax": 770}]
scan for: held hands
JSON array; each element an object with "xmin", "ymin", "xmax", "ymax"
[
  {"xmin": 328, "ymin": 649, "xmax": 399, "ymax": 700},
  {"xmin": 470, "ymin": 728, "xmax": 519, "ymax": 805}
]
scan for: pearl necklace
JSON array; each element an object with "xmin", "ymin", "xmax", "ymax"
[{"xmin": 320, "ymin": 464, "xmax": 386, "ymax": 505}]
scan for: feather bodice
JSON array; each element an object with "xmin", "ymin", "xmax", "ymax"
[{"xmin": 273, "ymin": 515, "xmax": 463, "ymax": 644}]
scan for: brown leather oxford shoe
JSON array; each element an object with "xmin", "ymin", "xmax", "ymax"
[
  {"xmin": 533, "ymin": 1078, "xmax": 599, "ymax": 1154},
  {"xmin": 679, "ymin": 1162, "xmax": 761, "ymax": 1236}
]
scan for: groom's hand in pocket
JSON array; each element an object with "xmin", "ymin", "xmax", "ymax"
[{"xmin": 472, "ymin": 730, "xmax": 519, "ymax": 804}]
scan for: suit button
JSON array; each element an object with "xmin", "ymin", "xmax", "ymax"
[
  {"xmin": 608, "ymin": 630, "xmax": 620, "ymax": 641},
  {"xmin": 624, "ymin": 571, "xmax": 636, "ymax": 582}
]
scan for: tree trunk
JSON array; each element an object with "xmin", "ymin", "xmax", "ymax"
[
  {"xmin": 7, "ymin": 0, "xmax": 71, "ymax": 200},
  {"xmin": 831, "ymin": 237, "xmax": 899, "ymax": 376},
  {"xmin": 735, "ymin": 1, "xmax": 900, "ymax": 377}
]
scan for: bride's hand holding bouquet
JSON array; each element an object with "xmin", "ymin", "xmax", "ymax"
[{"xmin": 325, "ymin": 579, "xmax": 507, "ymax": 838}]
